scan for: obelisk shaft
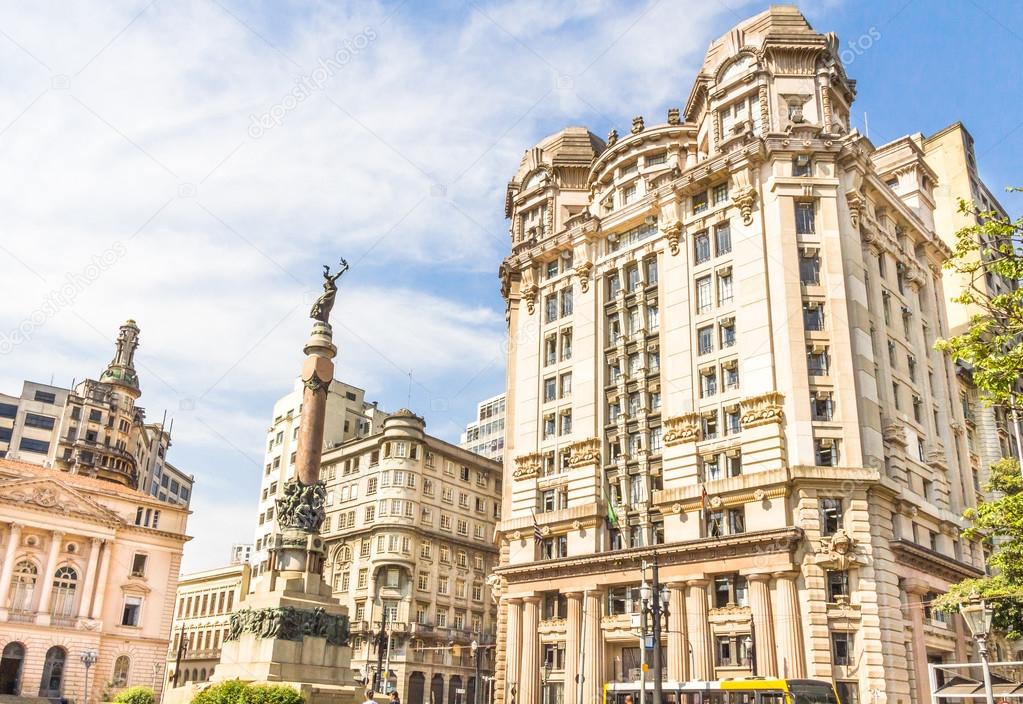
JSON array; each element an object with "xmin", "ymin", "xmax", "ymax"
[{"xmin": 295, "ymin": 329, "xmax": 336, "ymax": 485}]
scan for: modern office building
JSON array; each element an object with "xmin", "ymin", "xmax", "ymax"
[
  {"xmin": 459, "ymin": 393, "xmax": 507, "ymax": 462},
  {"xmin": 493, "ymin": 8, "xmax": 995, "ymax": 704},
  {"xmin": 250, "ymin": 378, "xmax": 388, "ymax": 573},
  {"xmin": 0, "ymin": 457, "xmax": 189, "ymax": 702},
  {"xmin": 0, "ymin": 321, "xmax": 193, "ymax": 507},
  {"xmin": 318, "ymin": 409, "xmax": 503, "ymax": 704}
]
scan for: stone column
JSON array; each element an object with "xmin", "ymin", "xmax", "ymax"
[
  {"xmin": 77, "ymin": 538, "xmax": 103, "ymax": 618},
  {"xmin": 519, "ymin": 597, "xmax": 540, "ymax": 704},
  {"xmin": 749, "ymin": 574, "xmax": 777, "ymax": 676},
  {"xmin": 772, "ymin": 571, "xmax": 806, "ymax": 678},
  {"xmin": 685, "ymin": 579, "xmax": 713, "ymax": 680},
  {"xmin": 904, "ymin": 582, "xmax": 931, "ymax": 704},
  {"xmin": 0, "ymin": 523, "xmax": 22, "ymax": 611},
  {"xmin": 564, "ymin": 592, "xmax": 583, "ymax": 701},
  {"xmin": 581, "ymin": 590, "xmax": 603, "ymax": 704},
  {"xmin": 667, "ymin": 582, "xmax": 688, "ymax": 682},
  {"xmin": 90, "ymin": 540, "xmax": 113, "ymax": 619},
  {"xmin": 35, "ymin": 530, "xmax": 64, "ymax": 619},
  {"xmin": 505, "ymin": 598, "xmax": 523, "ymax": 704},
  {"xmin": 294, "ymin": 329, "xmax": 336, "ymax": 486}
]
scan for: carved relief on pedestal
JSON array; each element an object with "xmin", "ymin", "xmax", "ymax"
[
  {"xmin": 740, "ymin": 391, "xmax": 785, "ymax": 429},
  {"xmin": 631, "ymin": 116, "xmax": 645, "ymax": 134},
  {"xmin": 512, "ymin": 452, "xmax": 543, "ymax": 480},
  {"xmin": 813, "ymin": 528, "xmax": 862, "ymax": 570},
  {"xmin": 566, "ymin": 437, "xmax": 601, "ymax": 468},
  {"xmin": 667, "ymin": 107, "xmax": 681, "ymax": 125},
  {"xmin": 663, "ymin": 413, "xmax": 701, "ymax": 446},
  {"xmin": 574, "ymin": 261, "xmax": 593, "ymax": 293},
  {"xmin": 607, "ymin": 129, "xmax": 618, "ymax": 146},
  {"xmin": 730, "ymin": 168, "xmax": 757, "ymax": 225},
  {"xmin": 664, "ymin": 220, "xmax": 683, "ymax": 256}
]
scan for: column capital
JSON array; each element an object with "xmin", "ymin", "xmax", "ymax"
[
  {"xmin": 684, "ymin": 577, "xmax": 711, "ymax": 588},
  {"xmin": 503, "ymin": 597, "xmax": 524, "ymax": 606},
  {"xmin": 745, "ymin": 572, "xmax": 773, "ymax": 583},
  {"xmin": 51, "ymin": 529, "xmax": 66, "ymax": 540},
  {"xmin": 522, "ymin": 595, "xmax": 541, "ymax": 605},
  {"xmin": 903, "ymin": 578, "xmax": 930, "ymax": 596},
  {"xmin": 563, "ymin": 591, "xmax": 583, "ymax": 599},
  {"xmin": 89, "ymin": 537, "xmax": 103, "ymax": 547},
  {"xmin": 771, "ymin": 570, "xmax": 800, "ymax": 581}
]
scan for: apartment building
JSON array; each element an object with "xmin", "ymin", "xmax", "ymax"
[
  {"xmin": 493, "ymin": 8, "xmax": 992, "ymax": 704},
  {"xmin": 460, "ymin": 393, "xmax": 507, "ymax": 462}
]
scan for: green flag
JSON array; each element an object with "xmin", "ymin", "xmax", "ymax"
[{"xmin": 607, "ymin": 500, "xmax": 619, "ymax": 527}]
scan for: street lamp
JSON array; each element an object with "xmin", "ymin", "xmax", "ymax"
[
  {"xmin": 540, "ymin": 657, "xmax": 553, "ymax": 704},
  {"xmin": 743, "ymin": 635, "xmax": 754, "ymax": 674},
  {"xmin": 81, "ymin": 650, "xmax": 98, "ymax": 704},
  {"xmin": 959, "ymin": 598, "xmax": 995, "ymax": 704}
]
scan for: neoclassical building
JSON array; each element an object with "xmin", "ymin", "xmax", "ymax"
[
  {"xmin": 493, "ymin": 8, "xmax": 993, "ymax": 704},
  {"xmin": 0, "ymin": 458, "xmax": 189, "ymax": 702},
  {"xmin": 319, "ymin": 410, "xmax": 503, "ymax": 704}
]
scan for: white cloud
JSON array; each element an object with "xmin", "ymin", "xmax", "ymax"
[{"xmin": 0, "ymin": 0, "xmax": 754, "ymax": 571}]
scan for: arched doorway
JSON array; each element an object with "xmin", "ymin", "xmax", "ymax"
[
  {"xmin": 39, "ymin": 646, "xmax": 66, "ymax": 699},
  {"xmin": 448, "ymin": 675, "xmax": 462, "ymax": 704},
  {"xmin": 430, "ymin": 674, "xmax": 444, "ymax": 704},
  {"xmin": 407, "ymin": 672, "xmax": 425, "ymax": 704},
  {"xmin": 0, "ymin": 643, "xmax": 25, "ymax": 694}
]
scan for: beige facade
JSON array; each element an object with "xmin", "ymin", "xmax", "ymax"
[
  {"xmin": 460, "ymin": 394, "xmax": 507, "ymax": 462},
  {"xmin": 165, "ymin": 563, "xmax": 251, "ymax": 688},
  {"xmin": 494, "ymin": 8, "xmax": 989, "ymax": 704},
  {"xmin": 0, "ymin": 457, "xmax": 189, "ymax": 703},
  {"xmin": 252, "ymin": 378, "xmax": 387, "ymax": 572},
  {"xmin": 320, "ymin": 409, "xmax": 502, "ymax": 704},
  {"xmin": 0, "ymin": 321, "xmax": 193, "ymax": 508}
]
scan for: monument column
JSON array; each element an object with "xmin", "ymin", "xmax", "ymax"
[
  {"xmin": 685, "ymin": 579, "xmax": 713, "ymax": 680},
  {"xmin": 35, "ymin": 530, "xmax": 64, "ymax": 621},
  {"xmin": 519, "ymin": 596, "xmax": 541, "ymax": 704},
  {"xmin": 667, "ymin": 582, "xmax": 688, "ymax": 682},
  {"xmin": 749, "ymin": 573, "xmax": 778, "ymax": 676},
  {"xmin": 77, "ymin": 538, "xmax": 102, "ymax": 618},
  {"xmin": 773, "ymin": 571, "xmax": 806, "ymax": 678},
  {"xmin": 504, "ymin": 598, "xmax": 523, "ymax": 704},
  {"xmin": 581, "ymin": 590, "xmax": 603, "ymax": 704},
  {"xmin": 564, "ymin": 592, "xmax": 582, "ymax": 702},
  {"xmin": 0, "ymin": 523, "xmax": 22, "ymax": 612}
]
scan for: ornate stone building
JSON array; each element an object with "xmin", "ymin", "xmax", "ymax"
[
  {"xmin": 321, "ymin": 409, "xmax": 503, "ymax": 704},
  {"xmin": 0, "ymin": 457, "xmax": 189, "ymax": 702},
  {"xmin": 494, "ymin": 8, "xmax": 991, "ymax": 704}
]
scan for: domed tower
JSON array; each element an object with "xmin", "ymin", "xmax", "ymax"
[{"xmin": 100, "ymin": 319, "xmax": 142, "ymax": 395}]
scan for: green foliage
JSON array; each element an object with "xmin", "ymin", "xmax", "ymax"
[
  {"xmin": 191, "ymin": 680, "xmax": 304, "ymax": 704},
  {"xmin": 933, "ymin": 189, "xmax": 1023, "ymax": 639},
  {"xmin": 112, "ymin": 686, "xmax": 155, "ymax": 704}
]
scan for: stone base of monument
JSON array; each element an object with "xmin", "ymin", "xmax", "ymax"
[{"xmin": 208, "ymin": 564, "xmax": 356, "ymax": 704}]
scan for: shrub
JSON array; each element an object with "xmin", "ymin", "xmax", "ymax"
[
  {"xmin": 113, "ymin": 686, "xmax": 156, "ymax": 704},
  {"xmin": 192, "ymin": 680, "xmax": 304, "ymax": 704}
]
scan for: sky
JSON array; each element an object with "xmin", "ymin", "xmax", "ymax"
[{"xmin": 0, "ymin": 0, "xmax": 1020, "ymax": 573}]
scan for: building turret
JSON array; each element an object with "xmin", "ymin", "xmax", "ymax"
[{"xmin": 99, "ymin": 319, "xmax": 141, "ymax": 395}]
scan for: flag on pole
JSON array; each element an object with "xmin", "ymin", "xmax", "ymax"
[
  {"xmin": 607, "ymin": 500, "xmax": 619, "ymax": 528},
  {"xmin": 531, "ymin": 510, "xmax": 543, "ymax": 545},
  {"xmin": 701, "ymin": 484, "xmax": 709, "ymax": 519}
]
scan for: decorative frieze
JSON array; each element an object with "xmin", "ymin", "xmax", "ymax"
[
  {"xmin": 663, "ymin": 413, "xmax": 701, "ymax": 445},
  {"xmin": 275, "ymin": 479, "xmax": 326, "ymax": 532},
  {"xmin": 226, "ymin": 605, "xmax": 350, "ymax": 646},
  {"xmin": 740, "ymin": 391, "xmax": 785, "ymax": 428},
  {"xmin": 567, "ymin": 438, "xmax": 601, "ymax": 468},
  {"xmin": 513, "ymin": 452, "xmax": 542, "ymax": 480}
]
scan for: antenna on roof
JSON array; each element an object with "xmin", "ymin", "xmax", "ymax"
[
  {"xmin": 50, "ymin": 374, "xmax": 54, "ymax": 385},
  {"xmin": 407, "ymin": 370, "xmax": 413, "ymax": 409}
]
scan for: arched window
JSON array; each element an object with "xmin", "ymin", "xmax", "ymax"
[
  {"xmin": 10, "ymin": 562, "xmax": 37, "ymax": 613},
  {"xmin": 198, "ymin": 668, "xmax": 206, "ymax": 681},
  {"xmin": 39, "ymin": 646, "xmax": 66, "ymax": 697},
  {"xmin": 112, "ymin": 656, "xmax": 130, "ymax": 687},
  {"xmin": 50, "ymin": 567, "xmax": 78, "ymax": 617}
]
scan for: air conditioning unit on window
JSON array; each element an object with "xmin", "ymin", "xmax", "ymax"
[{"xmin": 818, "ymin": 438, "xmax": 836, "ymax": 449}]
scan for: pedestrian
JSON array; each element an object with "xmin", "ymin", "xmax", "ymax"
[
  {"xmin": 390, "ymin": 692, "xmax": 401, "ymax": 704},
  {"xmin": 624, "ymin": 695, "xmax": 634, "ymax": 704},
  {"xmin": 363, "ymin": 689, "xmax": 377, "ymax": 703}
]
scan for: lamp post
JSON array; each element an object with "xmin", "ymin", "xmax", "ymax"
[
  {"xmin": 743, "ymin": 635, "xmax": 754, "ymax": 675},
  {"xmin": 471, "ymin": 639, "xmax": 481, "ymax": 704},
  {"xmin": 960, "ymin": 598, "xmax": 995, "ymax": 704},
  {"xmin": 641, "ymin": 558, "xmax": 667, "ymax": 704},
  {"xmin": 81, "ymin": 650, "xmax": 98, "ymax": 704},
  {"xmin": 541, "ymin": 657, "xmax": 552, "ymax": 704}
]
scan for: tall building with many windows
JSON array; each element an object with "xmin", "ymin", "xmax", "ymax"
[
  {"xmin": 494, "ymin": 8, "xmax": 990, "ymax": 704},
  {"xmin": 0, "ymin": 321, "xmax": 192, "ymax": 507},
  {"xmin": 460, "ymin": 393, "xmax": 507, "ymax": 461},
  {"xmin": 250, "ymin": 378, "xmax": 388, "ymax": 572},
  {"xmin": 318, "ymin": 409, "xmax": 503, "ymax": 704}
]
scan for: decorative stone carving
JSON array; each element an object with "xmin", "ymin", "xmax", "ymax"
[
  {"xmin": 303, "ymin": 371, "xmax": 331, "ymax": 396},
  {"xmin": 813, "ymin": 528, "xmax": 861, "ymax": 570},
  {"xmin": 572, "ymin": 520, "xmax": 581, "ymax": 531},
  {"xmin": 882, "ymin": 419, "xmax": 908, "ymax": 447},
  {"xmin": 567, "ymin": 438, "xmax": 601, "ymax": 468},
  {"xmin": 740, "ymin": 391, "xmax": 785, "ymax": 428},
  {"xmin": 664, "ymin": 413, "xmax": 701, "ymax": 445},
  {"xmin": 664, "ymin": 220, "xmax": 683, "ymax": 256},
  {"xmin": 574, "ymin": 261, "xmax": 593, "ymax": 293},
  {"xmin": 523, "ymin": 283, "xmax": 538, "ymax": 315},
  {"xmin": 607, "ymin": 129, "xmax": 618, "ymax": 146},
  {"xmin": 672, "ymin": 503, "xmax": 682, "ymax": 514},
  {"xmin": 275, "ymin": 479, "xmax": 326, "ymax": 532},
  {"xmin": 667, "ymin": 108, "xmax": 680, "ymax": 125},
  {"xmin": 631, "ymin": 116, "xmax": 644, "ymax": 133},
  {"xmin": 753, "ymin": 488, "xmax": 766, "ymax": 501},
  {"xmin": 732, "ymin": 186, "xmax": 757, "ymax": 225},
  {"xmin": 226, "ymin": 606, "xmax": 349, "ymax": 646},
  {"xmin": 846, "ymin": 191, "xmax": 863, "ymax": 230},
  {"xmin": 513, "ymin": 452, "xmax": 542, "ymax": 480},
  {"xmin": 709, "ymin": 495, "xmax": 722, "ymax": 508}
]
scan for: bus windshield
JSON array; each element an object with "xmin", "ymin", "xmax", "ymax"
[{"xmin": 789, "ymin": 682, "xmax": 839, "ymax": 704}]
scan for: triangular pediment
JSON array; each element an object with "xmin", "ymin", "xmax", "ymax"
[{"xmin": 0, "ymin": 476, "xmax": 124, "ymax": 526}]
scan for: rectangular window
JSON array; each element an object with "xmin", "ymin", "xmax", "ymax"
[
  {"xmin": 792, "ymin": 154, "xmax": 812, "ymax": 177},
  {"xmin": 715, "ymin": 223, "xmax": 731, "ymax": 255},
  {"xmin": 34, "ymin": 390, "xmax": 57, "ymax": 404},
  {"xmin": 698, "ymin": 326, "xmax": 714, "ymax": 355},
  {"xmin": 827, "ymin": 570, "xmax": 850, "ymax": 602},
  {"xmin": 693, "ymin": 190, "xmax": 708, "ymax": 214},
  {"xmin": 800, "ymin": 252, "xmax": 821, "ymax": 285},
  {"xmin": 795, "ymin": 201, "xmax": 816, "ymax": 234},
  {"xmin": 713, "ymin": 183, "xmax": 729, "ymax": 205},
  {"xmin": 696, "ymin": 277, "xmax": 712, "ymax": 313},
  {"xmin": 803, "ymin": 303, "xmax": 825, "ymax": 331},
  {"xmin": 23, "ymin": 413, "xmax": 56, "ymax": 430},
  {"xmin": 694, "ymin": 232, "xmax": 711, "ymax": 264},
  {"xmin": 544, "ymin": 377, "xmax": 557, "ymax": 402},
  {"xmin": 18, "ymin": 438, "xmax": 50, "ymax": 454},
  {"xmin": 718, "ymin": 272, "xmax": 733, "ymax": 304},
  {"xmin": 545, "ymin": 296, "xmax": 558, "ymax": 323},
  {"xmin": 131, "ymin": 553, "xmax": 148, "ymax": 577},
  {"xmin": 820, "ymin": 497, "xmax": 844, "ymax": 535},
  {"xmin": 831, "ymin": 631, "xmax": 852, "ymax": 665},
  {"xmin": 720, "ymin": 321, "xmax": 736, "ymax": 348},
  {"xmin": 560, "ymin": 289, "xmax": 573, "ymax": 317},
  {"xmin": 121, "ymin": 596, "xmax": 142, "ymax": 626}
]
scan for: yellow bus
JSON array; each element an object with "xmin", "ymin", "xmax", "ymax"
[{"xmin": 604, "ymin": 678, "xmax": 840, "ymax": 704}]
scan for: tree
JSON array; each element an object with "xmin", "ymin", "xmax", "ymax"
[
  {"xmin": 112, "ymin": 686, "xmax": 156, "ymax": 704},
  {"xmin": 191, "ymin": 680, "xmax": 305, "ymax": 704},
  {"xmin": 933, "ymin": 191, "xmax": 1023, "ymax": 636}
]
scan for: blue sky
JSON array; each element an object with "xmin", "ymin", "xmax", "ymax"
[{"xmin": 0, "ymin": 0, "xmax": 1019, "ymax": 571}]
